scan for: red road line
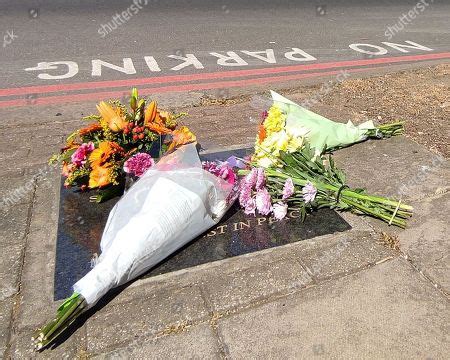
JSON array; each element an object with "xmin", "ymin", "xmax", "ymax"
[
  {"xmin": 0, "ymin": 65, "xmax": 390, "ymax": 108},
  {"xmin": 1, "ymin": 52, "xmax": 449, "ymax": 98}
]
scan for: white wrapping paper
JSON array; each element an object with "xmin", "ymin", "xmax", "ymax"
[{"xmin": 74, "ymin": 143, "xmax": 232, "ymax": 306}]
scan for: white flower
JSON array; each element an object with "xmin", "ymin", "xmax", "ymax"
[{"xmin": 272, "ymin": 202, "xmax": 288, "ymax": 220}]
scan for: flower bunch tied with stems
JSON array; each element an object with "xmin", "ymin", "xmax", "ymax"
[
  {"xmin": 253, "ymin": 91, "xmax": 405, "ymax": 168},
  {"xmin": 240, "ymin": 142, "xmax": 413, "ymax": 228},
  {"xmin": 49, "ymin": 88, "xmax": 196, "ymax": 202},
  {"xmin": 33, "ymin": 143, "xmax": 236, "ymax": 351}
]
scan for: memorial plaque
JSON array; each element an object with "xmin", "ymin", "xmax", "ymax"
[{"xmin": 54, "ymin": 148, "xmax": 351, "ymax": 300}]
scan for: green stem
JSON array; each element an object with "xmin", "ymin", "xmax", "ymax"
[
  {"xmin": 266, "ymin": 169, "xmax": 412, "ymax": 211},
  {"xmin": 34, "ymin": 293, "xmax": 87, "ymax": 351},
  {"xmin": 39, "ymin": 303, "xmax": 86, "ymax": 349},
  {"xmin": 342, "ymin": 196, "xmax": 405, "ymax": 228},
  {"xmin": 44, "ymin": 298, "xmax": 83, "ymax": 341},
  {"xmin": 265, "ymin": 168, "xmax": 409, "ymax": 227}
]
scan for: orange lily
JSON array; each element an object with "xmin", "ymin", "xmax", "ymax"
[
  {"xmin": 89, "ymin": 164, "xmax": 113, "ymax": 188},
  {"xmin": 144, "ymin": 101, "xmax": 174, "ymax": 135},
  {"xmin": 167, "ymin": 126, "xmax": 196, "ymax": 152},
  {"xmin": 96, "ymin": 101, "xmax": 127, "ymax": 132},
  {"xmin": 79, "ymin": 123, "xmax": 102, "ymax": 136},
  {"xmin": 144, "ymin": 100, "xmax": 157, "ymax": 125},
  {"xmin": 147, "ymin": 122, "xmax": 173, "ymax": 135},
  {"xmin": 89, "ymin": 141, "xmax": 124, "ymax": 168},
  {"xmin": 157, "ymin": 110, "xmax": 177, "ymax": 130}
]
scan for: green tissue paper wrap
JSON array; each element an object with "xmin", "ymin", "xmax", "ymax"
[{"xmin": 270, "ymin": 90, "xmax": 376, "ymax": 152}]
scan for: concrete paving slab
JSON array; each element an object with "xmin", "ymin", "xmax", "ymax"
[
  {"xmin": 13, "ymin": 170, "xmax": 60, "ymax": 330},
  {"xmin": 9, "ymin": 324, "xmax": 86, "ymax": 360},
  {"xmin": 398, "ymin": 192, "xmax": 450, "ymax": 294},
  {"xmin": 200, "ymin": 255, "xmax": 312, "ymax": 313},
  {"xmin": 86, "ymin": 285, "xmax": 209, "ymax": 354},
  {"xmin": 0, "ymin": 244, "xmax": 23, "ymax": 301},
  {"xmin": 16, "ymin": 250, "xmax": 55, "ymax": 329},
  {"xmin": 0, "ymin": 203, "xmax": 29, "ymax": 247},
  {"xmin": 0, "ymin": 177, "xmax": 33, "ymax": 209},
  {"xmin": 24, "ymin": 171, "xmax": 59, "ymax": 252},
  {"xmin": 91, "ymin": 323, "xmax": 221, "ymax": 359},
  {"xmin": 334, "ymin": 136, "xmax": 449, "ymax": 201},
  {"xmin": 217, "ymin": 258, "xmax": 449, "ymax": 359},
  {"xmin": 3, "ymin": 99, "xmax": 446, "ymax": 359},
  {"xmin": 0, "ymin": 298, "xmax": 14, "ymax": 357},
  {"xmin": 292, "ymin": 230, "xmax": 395, "ymax": 282},
  {"xmin": 0, "ymin": 149, "xmax": 29, "ymax": 163}
]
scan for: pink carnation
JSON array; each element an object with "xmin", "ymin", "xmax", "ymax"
[
  {"xmin": 218, "ymin": 164, "xmax": 237, "ymax": 185},
  {"xmin": 202, "ymin": 161, "xmax": 219, "ymax": 174},
  {"xmin": 302, "ymin": 182, "xmax": 317, "ymax": 203},
  {"xmin": 124, "ymin": 153, "xmax": 155, "ymax": 177},
  {"xmin": 202, "ymin": 161, "xmax": 237, "ymax": 185},
  {"xmin": 255, "ymin": 168, "xmax": 265, "ymax": 190},
  {"xmin": 256, "ymin": 188, "xmax": 272, "ymax": 216},
  {"xmin": 282, "ymin": 178, "xmax": 295, "ymax": 200},
  {"xmin": 71, "ymin": 142, "xmax": 94, "ymax": 167},
  {"xmin": 244, "ymin": 168, "xmax": 258, "ymax": 189},
  {"xmin": 239, "ymin": 181, "xmax": 252, "ymax": 208},
  {"xmin": 244, "ymin": 197, "xmax": 256, "ymax": 215}
]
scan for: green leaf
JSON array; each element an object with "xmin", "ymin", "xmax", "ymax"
[{"xmin": 300, "ymin": 206, "xmax": 306, "ymax": 222}]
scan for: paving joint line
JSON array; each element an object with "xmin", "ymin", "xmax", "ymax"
[
  {"xmin": 197, "ymin": 285, "xmax": 231, "ymax": 359},
  {"xmin": 402, "ymin": 253, "xmax": 449, "ymax": 299},
  {"xmin": 3, "ymin": 180, "xmax": 38, "ymax": 358},
  {"xmin": 182, "ymin": 255, "xmax": 399, "ymax": 330},
  {"xmin": 85, "ymin": 255, "xmax": 400, "ymax": 356},
  {"xmin": 361, "ymin": 216, "xmax": 450, "ymax": 300}
]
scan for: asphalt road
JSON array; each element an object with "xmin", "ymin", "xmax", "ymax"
[{"xmin": 0, "ymin": 0, "xmax": 449, "ymax": 105}]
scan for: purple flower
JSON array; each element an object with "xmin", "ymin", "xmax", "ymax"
[
  {"xmin": 273, "ymin": 203, "xmax": 288, "ymax": 220},
  {"xmin": 71, "ymin": 142, "xmax": 94, "ymax": 167},
  {"xmin": 124, "ymin": 153, "xmax": 155, "ymax": 177},
  {"xmin": 282, "ymin": 178, "xmax": 294, "ymax": 200},
  {"xmin": 244, "ymin": 197, "xmax": 256, "ymax": 215},
  {"xmin": 302, "ymin": 182, "xmax": 317, "ymax": 203},
  {"xmin": 256, "ymin": 188, "xmax": 272, "ymax": 216},
  {"xmin": 224, "ymin": 156, "xmax": 246, "ymax": 169},
  {"xmin": 255, "ymin": 168, "xmax": 265, "ymax": 190}
]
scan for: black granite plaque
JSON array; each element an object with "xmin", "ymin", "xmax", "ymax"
[{"xmin": 54, "ymin": 148, "xmax": 351, "ymax": 300}]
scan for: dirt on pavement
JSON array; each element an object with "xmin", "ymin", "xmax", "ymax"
[
  {"xmin": 325, "ymin": 64, "xmax": 450, "ymax": 158},
  {"xmin": 191, "ymin": 64, "xmax": 450, "ymax": 157}
]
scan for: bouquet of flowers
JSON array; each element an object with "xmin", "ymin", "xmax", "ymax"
[
  {"xmin": 253, "ymin": 91, "xmax": 404, "ymax": 167},
  {"xmin": 36, "ymin": 88, "xmax": 412, "ymax": 351},
  {"xmin": 240, "ymin": 143, "xmax": 413, "ymax": 228},
  {"xmin": 50, "ymin": 88, "xmax": 196, "ymax": 201},
  {"xmin": 34, "ymin": 143, "xmax": 238, "ymax": 350}
]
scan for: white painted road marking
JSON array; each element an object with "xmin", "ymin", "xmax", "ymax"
[{"xmin": 23, "ymin": 41, "xmax": 434, "ymax": 81}]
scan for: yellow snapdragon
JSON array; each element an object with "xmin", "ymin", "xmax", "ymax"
[
  {"xmin": 254, "ymin": 105, "xmax": 305, "ymax": 168},
  {"xmin": 264, "ymin": 106, "xmax": 286, "ymax": 133}
]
